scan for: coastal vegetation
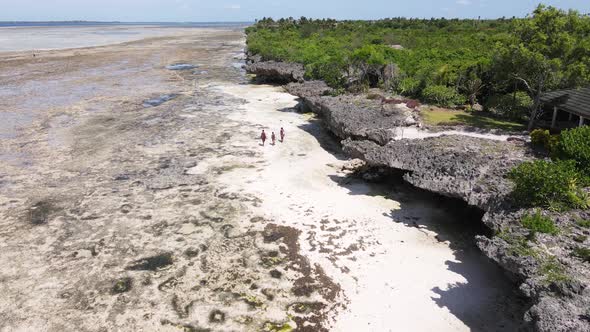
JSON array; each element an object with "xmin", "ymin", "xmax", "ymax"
[
  {"xmin": 246, "ymin": 5, "xmax": 590, "ymax": 124},
  {"xmin": 556, "ymin": 126, "xmax": 590, "ymax": 175},
  {"xmin": 509, "ymin": 126, "xmax": 590, "ymax": 211},
  {"xmin": 508, "ymin": 159, "xmax": 588, "ymax": 211},
  {"xmin": 520, "ymin": 210, "xmax": 559, "ymax": 235}
]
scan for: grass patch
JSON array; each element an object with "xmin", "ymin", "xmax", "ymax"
[
  {"xmin": 572, "ymin": 247, "xmax": 590, "ymax": 262},
  {"xmin": 497, "ymin": 230, "xmax": 540, "ymax": 257},
  {"xmin": 421, "ymin": 109, "xmax": 525, "ymax": 131},
  {"xmin": 576, "ymin": 219, "xmax": 590, "ymax": 228},
  {"xmin": 497, "ymin": 230, "xmax": 572, "ymax": 283},
  {"xmin": 539, "ymin": 257, "xmax": 571, "ymax": 284},
  {"xmin": 521, "ymin": 211, "xmax": 559, "ymax": 235}
]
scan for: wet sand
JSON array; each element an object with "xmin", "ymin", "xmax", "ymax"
[{"xmin": 0, "ymin": 27, "xmax": 523, "ymax": 331}]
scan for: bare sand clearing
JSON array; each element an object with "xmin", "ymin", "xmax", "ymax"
[{"xmin": 0, "ymin": 27, "xmax": 523, "ymax": 331}]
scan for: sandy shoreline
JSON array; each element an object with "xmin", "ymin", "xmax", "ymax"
[
  {"xmin": 217, "ymin": 84, "xmax": 523, "ymax": 331},
  {"xmin": 0, "ymin": 29, "xmax": 523, "ymax": 331}
]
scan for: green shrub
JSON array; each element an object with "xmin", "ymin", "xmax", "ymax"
[
  {"xmin": 556, "ymin": 126, "xmax": 590, "ymax": 176},
  {"xmin": 530, "ymin": 129, "xmax": 560, "ymax": 153},
  {"xmin": 521, "ymin": 210, "xmax": 559, "ymax": 235},
  {"xmin": 547, "ymin": 135, "xmax": 561, "ymax": 155},
  {"xmin": 508, "ymin": 160, "xmax": 589, "ymax": 211},
  {"xmin": 485, "ymin": 92, "xmax": 532, "ymax": 121},
  {"xmin": 572, "ymin": 247, "xmax": 590, "ymax": 262},
  {"xmin": 576, "ymin": 219, "xmax": 590, "ymax": 228},
  {"xmin": 531, "ymin": 129, "xmax": 551, "ymax": 146},
  {"xmin": 306, "ymin": 61, "xmax": 346, "ymax": 88},
  {"xmin": 421, "ymin": 85, "xmax": 464, "ymax": 107},
  {"xmin": 397, "ymin": 77, "xmax": 422, "ymax": 96}
]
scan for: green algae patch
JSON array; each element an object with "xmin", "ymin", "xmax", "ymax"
[
  {"xmin": 111, "ymin": 277, "xmax": 132, "ymax": 294},
  {"xmin": 263, "ymin": 322, "xmax": 294, "ymax": 332},
  {"xmin": 240, "ymin": 293, "xmax": 265, "ymax": 308}
]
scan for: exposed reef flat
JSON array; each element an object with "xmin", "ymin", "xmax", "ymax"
[
  {"xmin": 0, "ymin": 29, "xmax": 341, "ymax": 332},
  {"xmin": 0, "ymin": 28, "xmax": 529, "ymax": 332}
]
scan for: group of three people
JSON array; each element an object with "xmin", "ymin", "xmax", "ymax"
[{"xmin": 260, "ymin": 127, "xmax": 285, "ymax": 146}]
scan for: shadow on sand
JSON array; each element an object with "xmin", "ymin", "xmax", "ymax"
[
  {"xmin": 299, "ymin": 109, "xmax": 530, "ymax": 330},
  {"xmin": 297, "ymin": 119, "xmax": 347, "ymax": 161},
  {"xmin": 280, "ymin": 92, "xmax": 528, "ymax": 331},
  {"xmin": 331, "ymin": 170, "xmax": 530, "ymax": 330}
]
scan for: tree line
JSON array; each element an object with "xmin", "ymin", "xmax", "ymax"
[{"xmin": 247, "ymin": 5, "xmax": 590, "ymax": 129}]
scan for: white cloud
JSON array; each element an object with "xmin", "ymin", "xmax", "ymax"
[
  {"xmin": 224, "ymin": 4, "xmax": 241, "ymax": 10},
  {"xmin": 456, "ymin": 0, "xmax": 472, "ymax": 5}
]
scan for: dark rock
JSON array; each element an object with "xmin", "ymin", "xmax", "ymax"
[
  {"xmin": 246, "ymin": 61, "xmax": 305, "ymax": 84},
  {"xmin": 526, "ymin": 296, "xmax": 590, "ymax": 332},
  {"xmin": 126, "ymin": 252, "xmax": 173, "ymax": 271},
  {"xmin": 301, "ymin": 94, "xmax": 416, "ymax": 145},
  {"xmin": 270, "ymin": 269, "xmax": 282, "ymax": 279},
  {"xmin": 285, "ymin": 81, "xmax": 333, "ymax": 98},
  {"xmin": 184, "ymin": 248, "xmax": 200, "ymax": 258},
  {"xmin": 343, "ymin": 136, "xmax": 530, "ymax": 209},
  {"xmin": 28, "ymin": 200, "xmax": 55, "ymax": 225},
  {"xmin": 209, "ymin": 310, "xmax": 225, "ymax": 323}
]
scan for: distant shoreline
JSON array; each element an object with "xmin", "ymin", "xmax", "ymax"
[{"xmin": 0, "ymin": 21, "xmax": 252, "ymax": 28}]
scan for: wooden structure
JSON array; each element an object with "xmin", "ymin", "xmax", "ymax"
[{"xmin": 540, "ymin": 86, "xmax": 590, "ymax": 129}]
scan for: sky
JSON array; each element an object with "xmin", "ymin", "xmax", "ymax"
[{"xmin": 0, "ymin": 0, "xmax": 588, "ymax": 22}]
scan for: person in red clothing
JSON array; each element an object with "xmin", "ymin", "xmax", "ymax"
[
  {"xmin": 280, "ymin": 127, "xmax": 285, "ymax": 142},
  {"xmin": 260, "ymin": 130, "xmax": 267, "ymax": 146},
  {"xmin": 271, "ymin": 132, "xmax": 276, "ymax": 145}
]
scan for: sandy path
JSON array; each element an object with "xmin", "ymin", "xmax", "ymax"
[
  {"xmin": 215, "ymin": 84, "xmax": 523, "ymax": 331},
  {"xmin": 393, "ymin": 126, "xmax": 523, "ymax": 141}
]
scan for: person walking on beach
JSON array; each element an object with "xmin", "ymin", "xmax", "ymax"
[
  {"xmin": 260, "ymin": 130, "xmax": 267, "ymax": 146},
  {"xmin": 271, "ymin": 132, "xmax": 276, "ymax": 145},
  {"xmin": 280, "ymin": 127, "xmax": 285, "ymax": 142}
]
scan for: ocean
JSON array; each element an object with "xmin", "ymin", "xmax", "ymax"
[{"xmin": 0, "ymin": 22, "xmax": 250, "ymax": 52}]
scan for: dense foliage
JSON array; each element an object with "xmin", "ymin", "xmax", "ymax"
[
  {"xmin": 530, "ymin": 129, "xmax": 560, "ymax": 152},
  {"xmin": 556, "ymin": 126, "xmax": 590, "ymax": 175},
  {"xmin": 492, "ymin": 5, "xmax": 590, "ymax": 129},
  {"xmin": 246, "ymin": 6, "xmax": 590, "ymax": 121},
  {"xmin": 247, "ymin": 16, "xmax": 511, "ymax": 101},
  {"xmin": 421, "ymin": 85, "xmax": 464, "ymax": 107},
  {"xmin": 508, "ymin": 159, "xmax": 588, "ymax": 211},
  {"xmin": 484, "ymin": 92, "xmax": 532, "ymax": 121}
]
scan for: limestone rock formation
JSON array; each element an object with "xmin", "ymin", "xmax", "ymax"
[{"xmin": 246, "ymin": 61, "xmax": 305, "ymax": 83}]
